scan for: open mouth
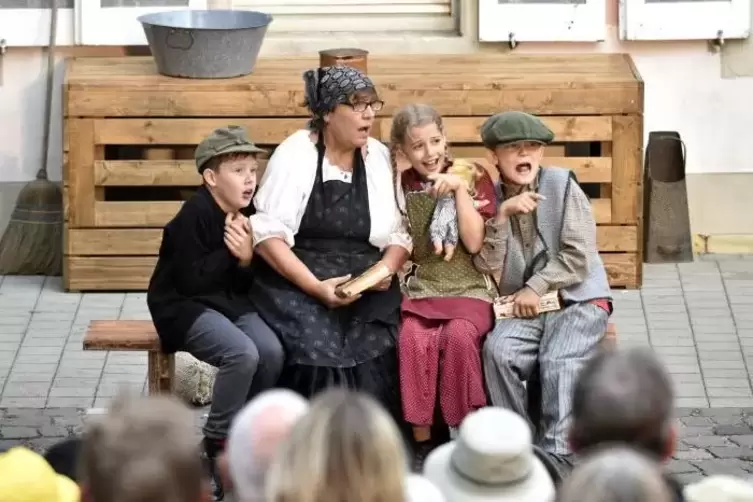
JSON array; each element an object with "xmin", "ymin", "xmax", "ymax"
[
  {"xmin": 241, "ymin": 189, "xmax": 254, "ymax": 199},
  {"xmin": 422, "ymin": 158, "xmax": 441, "ymax": 171},
  {"xmin": 357, "ymin": 125, "xmax": 371, "ymax": 135},
  {"xmin": 515, "ymin": 162, "xmax": 532, "ymax": 174}
]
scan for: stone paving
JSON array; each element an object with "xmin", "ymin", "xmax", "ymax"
[{"xmin": 3, "ymin": 255, "xmax": 753, "ymax": 479}]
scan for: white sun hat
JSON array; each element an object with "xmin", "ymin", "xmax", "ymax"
[{"xmin": 423, "ymin": 407, "xmax": 555, "ymax": 502}]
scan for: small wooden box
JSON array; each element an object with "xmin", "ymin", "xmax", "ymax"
[{"xmin": 63, "ymin": 54, "xmax": 643, "ymax": 291}]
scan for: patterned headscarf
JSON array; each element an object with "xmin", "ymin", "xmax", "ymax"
[{"xmin": 303, "ymin": 65, "xmax": 375, "ymax": 129}]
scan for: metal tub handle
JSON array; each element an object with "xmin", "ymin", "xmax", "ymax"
[{"xmin": 165, "ymin": 28, "xmax": 194, "ymax": 51}]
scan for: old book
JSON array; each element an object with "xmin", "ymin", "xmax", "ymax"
[
  {"xmin": 493, "ymin": 291, "xmax": 561, "ymax": 320},
  {"xmin": 334, "ymin": 262, "xmax": 393, "ymax": 299}
]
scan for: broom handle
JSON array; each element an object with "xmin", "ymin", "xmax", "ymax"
[{"xmin": 36, "ymin": 0, "xmax": 58, "ymax": 181}]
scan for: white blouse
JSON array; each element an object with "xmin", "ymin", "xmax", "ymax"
[{"xmin": 251, "ymin": 129, "xmax": 413, "ymax": 253}]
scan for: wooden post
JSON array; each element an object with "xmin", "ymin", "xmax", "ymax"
[
  {"xmin": 611, "ymin": 115, "xmax": 642, "ymax": 226},
  {"xmin": 148, "ymin": 352, "xmax": 175, "ymax": 394},
  {"xmin": 66, "ymin": 119, "xmax": 100, "ymax": 228}
]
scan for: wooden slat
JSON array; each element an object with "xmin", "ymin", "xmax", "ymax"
[
  {"xmin": 67, "ymin": 55, "xmax": 638, "ymax": 80},
  {"xmin": 380, "ymin": 116, "xmax": 612, "ymax": 143},
  {"xmin": 65, "ymin": 228, "xmax": 163, "ymax": 255},
  {"xmin": 94, "ymin": 159, "xmax": 271, "ymax": 186},
  {"xmin": 65, "ymin": 225, "xmax": 637, "ymax": 257},
  {"xmin": 84, "ymin": 320, "xmax": 159, "ymax": 350},
  {"xmin": 94, "ymin": 118, "xmax": 313, "ymax": 146},
  {"xmin": 66, "ymin": 119, "xmax": 97, "ymax": 227},
  {"xmin": 451, "ymin": 145, "xmax": 566, "ymax": 158},
  {"xmin": 95, "ymin": 160, "xmax": 200, "ymax": 186},
  {"xmin": 473, "ymin": 157, "xmax": 612, "ymax": 184},
  {"xmin": 65, "ymin": 252, "xmax": 640, "ymax": 291},
  {"xmin": 611, "ymin": 115, "xmax": 642, "ymax": 225},
  {"xmin": 65, "ymin": 55, "xmax": 640, "ymax": 89},
  {"xmin": 90, "ymin": 198, "xmax": 609, "ymax": 228},
  {"xmin": 598, "ymin": 226, "xmax": 638, "ymax": 252},
  {"xmin": 65, "ymin": 55, "xmax": 642, "ymax": 116},
  {"xmin": 94, "ymin": 201, "xmax": 183, "ymax": 227},
  {"xmin": 592, "ymin": 199, "xmax": 611, "ymax": 225},
  {"xmin": 95, "ymin": 156, "xmax": 609, "ymax": 187},
  {"xmin": 67, "ymin": 88, "xmax": 642, "ymax": 118},
  {"xmin": 602, "ymin": 253, "xmax": 638, "ymax": 289},
  {"xmin": 65, "ymin": 256, "xmax": 157, "ymax": 291}
]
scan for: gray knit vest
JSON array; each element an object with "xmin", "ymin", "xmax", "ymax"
[{"xmin": 499, "ymin": 167, "xmax": 612, "ymax": 304}]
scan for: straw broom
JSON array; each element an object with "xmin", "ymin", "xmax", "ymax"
[{"xmin": 0, "ymin": 0, "xmax": 62, "ymax": 276}]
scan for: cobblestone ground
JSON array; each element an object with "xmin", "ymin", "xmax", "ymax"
[
  {"xmin": 0, "ymin": 407, "xmax": 207, "ymax": 453},
  {"xmin": 4, "ymin": 257, "xmax": 753, "ymax": 481},
  {"xmin": 3, "ymin": 406, "xmax": 753, "ymax": 481}
]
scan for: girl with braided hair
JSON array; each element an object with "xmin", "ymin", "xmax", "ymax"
[{"xmin": 390, "ymin": 103, "xmax": 498, "ymax": 465}]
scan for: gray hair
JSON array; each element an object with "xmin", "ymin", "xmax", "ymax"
[
  {"xmin": 226, "ymin": 389, "xmax": 309, "ymax": 502},
  {"xmin": 78, "ymin": 393, "xmax": 204, "ymax": 502},
  {"xmin": 570, "ymin": 347, "xmax": 675, "ymax": 458},
  {"xmin": 558, "ymin": 446, "xmax": 673, "ymax": 502}
]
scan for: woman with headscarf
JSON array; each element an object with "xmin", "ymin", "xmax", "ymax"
[{"xmin": 247, "ymin": 65, "xmax": 412, "ymax": 421}]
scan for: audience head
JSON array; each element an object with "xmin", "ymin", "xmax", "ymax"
[
  {"xmin": 685, "ymin": 475, "xmax": 753, "ymax": 502},
  {"xmin": 302, "ymin": 65, "xmax": 382, "ymax": 149},
  {"xmin": 194, "ymin": 125, "xmax": 264, "ymax": 212},
  {"xmin": 0, "ymin": 446, "xmax": 79, "ymax": 502},
  {"xmin": 569, "ymin": 347, "xmax": 676, "ymax": 461},
  {"xmin": 44, "ymin": 436, "xmax": 81, "ymax": 482},
  {"xmin": 424, "ymin": 407, "xmax": 555, "ymax": 502},
  {"xmin": 78, "ymin": 394, "xmax": 208, "ymax": 502},
  {"xmin": 557, "ymin": 446, "xmax": 673, "ymax": 502},
  {"xmin": 389, "ymin": 103, "xmax": 448, "ymax": 178},
  {"xmin": 222, "ymin": 389, "xmax": 309, "ymax": 502},
  {"xmin": 265, "ymin": 389, "xmax": 409, "ymax": 502}
]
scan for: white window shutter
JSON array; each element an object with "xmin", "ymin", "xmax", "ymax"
[
  {"xmin": 230, "ymin": 0, "xmax": 455, "ymax": 32},
  {"xmin": 478, "ymin": 0, "xmax": 606, "ymax": 43},
  {"xmin": 620, "ymin": 0, "xmax": 750, "ymax": 41},
  {"xmin": 0, "ymin": 6, "xmax": 75, "ymax": 47},
  {"xmin": 75, "ymin": 0, "xmax": 209, "ymax": 46}
]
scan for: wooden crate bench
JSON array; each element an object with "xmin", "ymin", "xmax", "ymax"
[
  {"xmin": 83, "ymin": 320, "xmax": 174, "ymax": 394},
  {"xmin": 64, "ymin": 54, "xmax": 643, "ymax": 291}
]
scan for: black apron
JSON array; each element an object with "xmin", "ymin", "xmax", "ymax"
[{"xmin": 249, "ymin": 135, "xmax": 402, "ymax": 410}]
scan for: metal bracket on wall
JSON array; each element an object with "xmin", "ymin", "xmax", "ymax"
[
  {"xmin": 508, "ymin": 32, "xmax": 518, "ymax": 50},
  {"xmin": 709, "ymin": 30, "xmax": 725, "ymax": 53},
  {"xmin": 0, "ymin": 39, "xmax": 5, "ymax": 86}
]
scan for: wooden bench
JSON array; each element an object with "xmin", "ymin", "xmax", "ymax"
[{"xmin": 83, "ymin": 320, "xmax": 174, "ymax": 394}]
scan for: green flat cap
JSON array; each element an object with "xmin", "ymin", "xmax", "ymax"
[
  {"xmin": 195, "ymin": 126, "xmax": 265, "ymax": 173},
  {"xmin": 480, "ymin": 111, "xmax": 555, "ymax": 148}
]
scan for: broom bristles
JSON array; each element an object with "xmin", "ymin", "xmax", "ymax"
[{"xmin": 0, "ymin": 178, "xmax": 63, "ymax": 276}]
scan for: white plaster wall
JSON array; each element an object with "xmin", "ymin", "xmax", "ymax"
[{"xmin": 0, "ymin": 0, "xmax": 751, "ymax": 236}]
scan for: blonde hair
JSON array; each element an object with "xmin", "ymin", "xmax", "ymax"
[
  {"xmin": 558, "ymin": 446, "xmax": 673, "ymax": 502},
  {"xmin": 388, "ymin": 103, "xmax": 446, "ymax": 215},
  {"xmin": 78, "ymin": 393, "xmax": 204, "ymax": 502},
  {"xmin": 265, "ymin": 389, "xmax": 408, "ymax": 502}
]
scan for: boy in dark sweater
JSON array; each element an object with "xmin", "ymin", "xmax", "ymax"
[{"xmin": 147, "ymin": 126, "xmax": 284, "ymax": 500}]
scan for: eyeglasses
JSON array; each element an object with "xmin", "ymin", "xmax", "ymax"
[{"xmin": 348, "ymin": 100, "xmax": 385, "ymax": 113}]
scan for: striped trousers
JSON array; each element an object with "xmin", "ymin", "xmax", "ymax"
[{"xmin": 482, "ymin": 302, "xmax": 608, "ymax": 454}]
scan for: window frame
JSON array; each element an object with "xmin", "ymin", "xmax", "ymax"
[
  {"xmin": 477, "ymin": 0, "xmax": 606, "ymax": 43},
  {"xmin": 74, "ymin": 0, "xmax": 209, "ymax": 46},
  {"xmin": 620, "ymin": 0, "xmax": 751, "ymax": 41},
  {"xmin": 228, "ymin": 0, "xmax": 457, "ymax": 33},
  {"xmin": 0, "ymin": 7, "xmax": 76, "ymax": 47}
]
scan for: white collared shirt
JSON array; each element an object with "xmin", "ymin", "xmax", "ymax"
[{"xmin": 250, "ymin": 129, "xmax": 412, "ymax": 253}]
